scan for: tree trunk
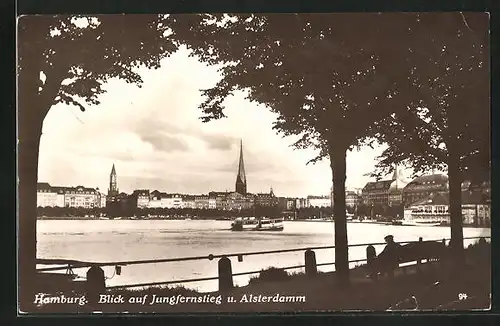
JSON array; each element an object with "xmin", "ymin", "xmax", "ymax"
[
  {"xmin": 18, "ymin": 107, "xmax": 44, "ymax": 312},
  {"xmin": 329, "ymin": 145, "xmax": 350, "ymax": 286},
  {"xmin": 447, "ymin": 148, "xmax": 465, "ymax": 266}
]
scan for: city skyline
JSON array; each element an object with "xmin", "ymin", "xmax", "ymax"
[{"xmin": 39, "ymin": 46, "xmax": 404, "ymax": 198}]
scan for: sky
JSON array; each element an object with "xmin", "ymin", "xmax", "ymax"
[{"xmin": 38, "ymin": 47, "xmax": 398, "ymax": 198}]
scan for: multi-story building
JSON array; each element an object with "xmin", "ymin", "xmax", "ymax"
[
  {"xmin": 63, "ymin": 185, "xmax": 99, "ymax": 208},
  {"xmin": 159, "ymin": 193, "xmax": 171, "ymax": 208},
  {"xmin": 164, "ymin": 194, "xmax": 183, "ymax": 209},
  {"xmin": 149, "ymin": 190, "xmax": 164, "ymax": 208},
  {"xmin": 136, "ymin": 190, "xmax": 150, "ymax": 208},
  {"xmin": 402, "ymin": 173, "xmax": 449, "ymax": 207},
  {"xmin": 307, "ymin": 195, "xmax": 331, "ymax": 208},
  {"xmin": 208, "ymin": 195, "xmax": 217, "ymax": 209},
  {"xmin": 406, "ymin": 190, "xmax": 491, "ymax": 226},
  {"xmin": 209, "ymin": 191, "xmax": 229, "ymax": 210},
  {"xmin": 286, "ymin": 198, "xmax": 297, "ymax": 210},
  {"xmin": 295, "ymin": 198, "xmax": 308, "ymax": 209},
  {"xmin": 226, "ymin": 191, "xmax": 254, "ymax": 210},
  {"xmin": 181, "ymin": 195, "xmax": 195, "ymax": 209},
  {"xmin": 345, "ymin": 191, "xmax": 362, "ymax": 208},
  {"xmin": 37, "ymin": 182, "xmax": 60, "ymax": 207},
  {"xmin": 37, "ymin": 183, "xmax": 104, "ymax": 208},
  {"xmin": 129, "ymin": 190, "xmax": 150, "ymax": 209},
  {"xmin": 98, "ymin": 192, "xmax": 107, "ymax": 208},
  {"xmin": 254, "ymin": 188, "xmax": 278, "ymax": 207},
  {"xmin": 194, "ymin": 195, "xmax": 210, "ymax": 209},
  {"xmin": 147, "ymin": 191, "xmax": 183, "ymax": 209},
  {"xmin": 362, "ymin": 167, "xmax": 408, "ymax": 207}
]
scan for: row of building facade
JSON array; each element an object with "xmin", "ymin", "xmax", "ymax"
[
  {"xmin": 37, "ymin": 140, "xmax": 490, "ymax": 222},
  {"xmin": 37, "ymin": 182, "xmax": 107, "ymax": 208},
  {"xmin": 359, "ymin": 168, "xmax": 490, "ymax": 208}
]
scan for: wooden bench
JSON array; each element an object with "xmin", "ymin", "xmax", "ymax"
[{"xmin": 366, "ymin": 239, "xmax": 448, "ymax": 281}]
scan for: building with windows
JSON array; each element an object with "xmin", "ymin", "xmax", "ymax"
[
  {"xmin": 402, "ymin": 173, "xmax": 449, "ymax": 207},
  {"xmin": 226, "ymin": 191, "xmax": 254, "ymax": 211},
  {"xmin": 209, "ymin": 191, "xmax": 229, "ymax": 210},
  {"xmin": 63, "ymin": 185, "xmax": 100, "ymax": 208},
  {"xmin": 98, "ymin": 192, "xmax": 107, "ymax": 208},
  {"xmin": 345, "ymin": 191, "xmax": 362, "ymax": 208},
  {"xmin": 295, "ymin": 198, "xmax": 308, "ymax": 209},
  {"xmin": 149, "ymin": 190, "xmax": 164, "ymax": 208},
  {"xmin": 405, "ymin": 190, "xmax": 490, "ymax": 226},
  {"xmin": 181, "ymin": 195, "xmax": 195, "ymax": 209},
  {"xmin": 194, "ymin": 195, "xmax": 210, "ymax": 209},
  {"xmin": 307, "ymin": 195, "xmax": 331, "ymax": 208},
  {"xmin": 208, "ymin": 195, "xmax": 217, "ymax": 209},
  {"xmin": 37, "ymin": 182, "xmax": 62, "ymax": 207},
  {"xmin": 362, "ymin": 167, "xmax": 408, "ymax": 207},
  {"xmin": 37, "ymin": 183, "xmax": 102, "ymax": 208},
  {"xmin": 254, "ymin": 188, "xmax": 278, "ymax": 207},
  {"xmin": 129, "ymin": 190, "xmax": 150, "ymax": 209}
]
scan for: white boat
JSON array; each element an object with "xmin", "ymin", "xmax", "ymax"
[
  {"xmin": 230, "ymin": 217, "xmax": 259, "ymax": 231},
  {"xmin": 255, "ymin": 218, "xmax": 284, "ymax": 231},
  {"xmin": 231, "ymin": 217, "xmax": 284, "ymax": 231}
]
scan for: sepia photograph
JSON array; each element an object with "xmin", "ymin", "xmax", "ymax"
[{"xmin": 17, "ymin": 13, "xmax": 491, "ymax": 314}]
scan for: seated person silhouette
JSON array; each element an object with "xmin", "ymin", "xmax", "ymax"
[{"xmin": 376, "ymin": 235, "xmax": 402, "ymax": 278}]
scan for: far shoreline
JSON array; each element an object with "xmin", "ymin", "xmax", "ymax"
[{"xmin": 36, "ymin": 216, "xmax": 489, "ymax": 228}]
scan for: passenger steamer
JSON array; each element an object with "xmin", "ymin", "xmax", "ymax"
[{"xmin": 230, "ymin": 217, "xmax": 284, "ymax": 231}]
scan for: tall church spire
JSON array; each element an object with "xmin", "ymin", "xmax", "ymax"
[
  {"xmin": 108, "ymin": 163, "xmax": 118, "ymax": 196},
  {"xmin": 235, "ymin": 139, "xmax": 247, "ymax": 194}
]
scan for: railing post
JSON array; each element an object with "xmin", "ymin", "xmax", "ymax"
[
  {"xmin": 218, "ymin": 256, "xmax": 233, "ymax": 291},
  {"xmin": 86, "ymin": 265, "xmax": 106, "ymax": 307},
  {"xmin": 366, "ymin": 245, "xmax": 377, "ymax": 281},
  {"xmin": 304, "ymin": 249, "xmax": 317, "ymax": 277}
]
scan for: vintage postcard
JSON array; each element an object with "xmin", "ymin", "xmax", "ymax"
[{"xmin": 17, "ymin": 13, "xmax": 491, "ymax": 314}]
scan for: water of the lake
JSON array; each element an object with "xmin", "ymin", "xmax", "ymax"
[{"xmin": 37, "ymin": 219, "xmax": 490, "ymax": 292}]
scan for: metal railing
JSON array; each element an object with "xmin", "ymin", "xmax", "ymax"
[{"xmin": 36, "ymin": 236, "xmax": 490, "ymax": 291}]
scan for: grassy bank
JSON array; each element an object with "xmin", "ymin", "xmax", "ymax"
[{"xmin": 33, "ymin": 241, "xmax": 490, "ymax": 313}]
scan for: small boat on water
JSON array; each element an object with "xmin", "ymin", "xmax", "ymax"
[{"xmin": 231, "ymin": 217, "xmax": 284, "ymax": 231}]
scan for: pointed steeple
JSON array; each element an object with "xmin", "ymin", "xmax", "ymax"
[
  {"xmin": 235, "ymin": 139, "xmax": 247, "ymax": 194},
  {"xmin": 108, "ymin": 163, "xmax": 118, "ymax": 196}
]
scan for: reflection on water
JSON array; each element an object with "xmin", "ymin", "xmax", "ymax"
[{"xmin": 37, "ymin": 219, "xmax": 490, "ymax": 292}]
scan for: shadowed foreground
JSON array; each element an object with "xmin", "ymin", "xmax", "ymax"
[{"xmin": 32, "ymin": 242, "xmax": 490, "ymax": 313}]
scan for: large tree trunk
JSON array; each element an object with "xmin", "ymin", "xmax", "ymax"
[
  {"xmin": 329, "ymin": 145, "xmax": 350, "ymax": 286},
  {"xmin": 447, "ymin": 147, "xmax": 465, "ymax": 266},
  {"xmin": 18, "ymin": 105, "xmax": 44, "ymax": 312},
  {"xmin": 18, "ymin": 30, "xmax": 50, "ymax": 310}
]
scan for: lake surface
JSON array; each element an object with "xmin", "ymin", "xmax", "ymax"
[{"xmin": 37, "ymin": 219, "xmax": 490, "ymax": 292}]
